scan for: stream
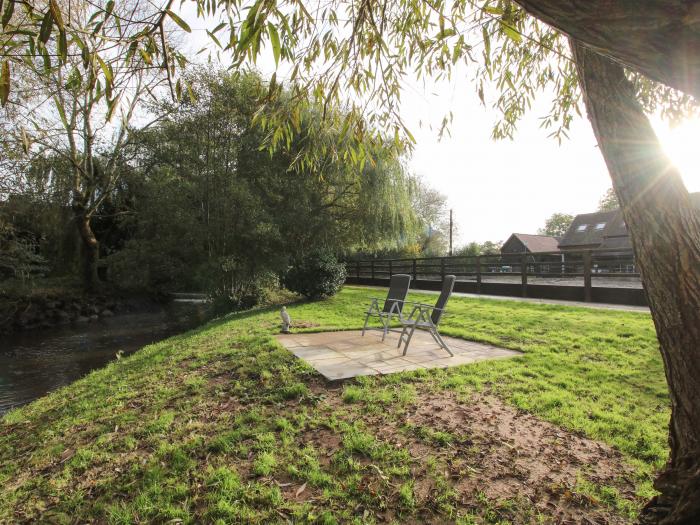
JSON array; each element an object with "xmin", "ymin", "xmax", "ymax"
[{"xmin": 0, "ymin": 301, "xmax": 210, "ymax": 417}]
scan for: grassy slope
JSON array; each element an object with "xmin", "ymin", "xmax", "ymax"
[{"xmin": 0, "ymin": 286, "xmax": 667, "ymax": 523}]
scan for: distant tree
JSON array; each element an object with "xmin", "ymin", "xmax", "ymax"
[
  {"xmin": 410, "ymin": 177, "xmax": 450, "ymax": 256},
  {"xmin": 454, "ymin": 241, "xmax": 502, "ymax": 257},
  {"xmin": 597, "ymin": 188, "xmax": 620, "ymax": 211},
  {"xmin": 454, "ymin": 242, "xmax": 481, "ymax": 257},
  {"xmin": 538, "ymin": 213, "xmax": 574, "ymax": 237},
  {"xmin": 480, "ymin": 241, "xmax": 503, "ymax": 255}
]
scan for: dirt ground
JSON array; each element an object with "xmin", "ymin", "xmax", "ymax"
[{"xmin": 308, "ymin": 382, "xmax": 641, "ymax": 524}]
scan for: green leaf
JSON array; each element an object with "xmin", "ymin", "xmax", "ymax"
[
  {"xmin": 482, "ymin": 26, "xmax": 491, "ymax": 57},
  {"xmin": 186, "ymin": 81, "xmax": 197, "ymax": 104},
  {"xmin": 125, "ymin": 41, "xmax": 138, "ymax": 65},
  {"xmin": 49, "ymin": 0, "xmax": 64, "ymax": 31},
  {"xmin": 139, "ymin": 48, "xmax": 152, "ymax": 65},
  {"xmin": 435, "ymin": 28, "xmax": 456, "ymax": 40},
  {"xmin": 267, "ymin": 23, "xmax": 281, "ymax": 66},
  {"xmin": 206, "ymin": 29, "xmax": 222, "ymax": 49},
  {"xmin": 54, "ymin": 96, "xmax": 68, "ymax": 128},
  {"xmin": 483, "ymin": 6, "xmax": 504, "ymax": 16},
  {"xmin": 39, "ymin": 10, "xmax": 53, "ymax": 44},
  {"xmin": 500, "ymin": 21, "xmax": 522, "ymax": 43},
  {"xmin": 57, "ymin": 29, "xmax": 67, "ymax": 62},
  {"xmin": 0, "ymin": 60, "xmax": 9, "ymax": 107},
  {"xmin": 97, "ymin": 55, "xmax": 113, "ymax": 82},
  {"xmin": 1, "ymin": 0, "xmax": 14, "ymax": 29},
  {"xmin": 81, "ymin": 46, "xmax": 90, "ymax": 69},
  {"xmin": 105, "ymin": 1, "xmax": 114, "ymax": 16},
  {"xmin": 166, "ymin": 9, "xmax": 191, "ymax": 33}
]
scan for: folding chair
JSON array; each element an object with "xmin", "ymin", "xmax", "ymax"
[
  {"xmin": 397, "ymin": 275, "xmax": 456, "ymax": 356},
  {"xmin": 361, "ymin": 273, "xmax": 411, "ymax": 341}
]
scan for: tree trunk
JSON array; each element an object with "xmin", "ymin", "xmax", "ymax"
[
  {"xmin": 571, "ymin": 39, "xmax": 700, "ymax": 524},
  {"xmin": 72, "ymin": 204, "xmax": 101, "ymax": 291},
  {"xmin": 513, "ymin": 0, "xmax": 700, "ymax": 100}
]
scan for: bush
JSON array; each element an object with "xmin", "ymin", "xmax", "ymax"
[{"xmin": 283, "ymin": 252, "xmax": 346, "ymax": 300}]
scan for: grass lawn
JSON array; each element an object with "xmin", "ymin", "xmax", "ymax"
[{"xmin": 0, "ymin": 286, "xmax": 668, "ymax": 523}]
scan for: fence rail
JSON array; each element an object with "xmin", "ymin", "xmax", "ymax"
[{"xmin": 344, "ymin": 249, "xmax": 646, "ymax": 306}]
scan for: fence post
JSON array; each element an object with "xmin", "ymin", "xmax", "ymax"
[
  {"xmin": 476, "ymin": 256, "xmax": 482, "ymax": 294},
  {"xmin": 583, "ymin": 250, "xmax": 592, "ymax": 302},
  {"xmin": 412, "ymin": 258, "xmax": 417, "ymax": 281},
  {"xmin": 521, "ymin": 253, "xmax": 528, "ymax": 298},
  {"xmin": 370, "ymin": 259, "xmax": 375, "ymax": 281},
  {"xmin": 356, "ymin": 261, "xmax": 360, "ymax": 279},
  {"xmin": 389, "ymin": 259, "xmax": 393, "ymax": 277},
  {"xmin": 440, "ymin": 258, "xmax": 445, "ymax": 280}
]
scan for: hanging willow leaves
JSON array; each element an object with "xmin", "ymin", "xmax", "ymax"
[
  {"xmin": 57, "ymin": 30, "xmax": 68, "ymax": 62},
  {"xmin": 54, "ymin": 96, "xmax": 68, "ymax": 128},
  {"xmin": 1, "ymin": 0, "xmax": 13, "ymax": 28},
  {"xmin": 39, "ymin": 10, "xmax": 54, "ymax": 44},
  {"xmin": 268, "ymin": 23, "xmax": 281, "ymax": 66},
  {"xmin": 139, "ymin": 48, "xmax": 152, "ymax": 65},
  {"xmin": 0, "ymin": 60, "xmax": 9, "ymax": 106},
  {"xmin": 48, "ymin": 0, "xmax": 64, "ymax": 31},
  {"xmin": 166, "ymin": 10, "xmax": 191, "ymax": 33}
]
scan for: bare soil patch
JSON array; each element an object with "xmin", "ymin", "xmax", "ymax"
[{"xmin": 308, "ymin": 385, "xmax": 640, "ymax": 523}]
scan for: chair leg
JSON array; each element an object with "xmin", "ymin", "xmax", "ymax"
[
  {"xmin": 361, "ymin": 312, "xmax": 371, "ymax": 336},
  {"xmin": 402, "ymin": 325, "xmax": 417, "ymax": 356},
  {"xmin": 397, "ymin": 325, "xmax": 408, "ymax": 348},
  {"xmin": 433, "ymin": 329, "xmax": 454, "ymax": 357},
  {"xmin": 381, "ymin": 314, "xmax": 390, "ymax": 341}
]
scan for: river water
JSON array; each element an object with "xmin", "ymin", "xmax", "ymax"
[{"xmin": 0, "ymin": 301, "xmax": 209, "ymax": 416}]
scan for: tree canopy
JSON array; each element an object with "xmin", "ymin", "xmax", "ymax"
[
  {"xmin": 2, "ymin": 1, "xmax": 696, "ymax": 168},
  {"xmin": 538, "ymin": 212, "xmax": 573, "ymax": 237}
]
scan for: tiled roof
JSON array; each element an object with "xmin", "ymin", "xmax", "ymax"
[
  {"xmin": 509, "ymin": 233, "xmax": 561, "ymax": 253},
  {"xmin": 559, "ymin": 191, "xmax": 700, "ymax": 251},
  {"xmin": 558, "ymin": 210, "xmax": 619, "ymax": 248}
]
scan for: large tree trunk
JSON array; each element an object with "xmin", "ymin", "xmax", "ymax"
[
  {"xmin": 72, "ymin": 203, "xmax": 101, "ymax": 291},
  {"xmin": 513, "ymin": 0, "xmax": 700, "ymax": 100},
  {"xmin": 571, "ymin": 40, "xmax": 700, "ymax": 524}
]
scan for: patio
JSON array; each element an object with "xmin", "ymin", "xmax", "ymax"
[{"xmin": 275, "ymin": 329, "xmax": 522, "ymax": 380}]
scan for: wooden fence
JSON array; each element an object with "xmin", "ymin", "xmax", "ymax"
[{"xmin": 344, "ymin": 248, "xmax": 647, "ymax": 306}]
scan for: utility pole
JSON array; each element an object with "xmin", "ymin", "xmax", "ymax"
[{"xmin": 449, "ymin": 209, "xmax": 453, "ymax": 256}]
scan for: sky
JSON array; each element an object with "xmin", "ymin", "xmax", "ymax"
[{"xmin": 180, "ymin": 9, "xmax": 700, "ymax": 247}]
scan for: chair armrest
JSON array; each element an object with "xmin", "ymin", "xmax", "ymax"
[{"xmin": 403, "ymin": 301, "xmax": 445, "ymax": 312}]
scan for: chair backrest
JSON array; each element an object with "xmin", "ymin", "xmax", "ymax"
[
  {"xmin": 383, "ymin": 274, "xmax": 411, "ymax": 313},
  {"xmin": 431, "ymin": 275, "xmax": 456, "ymax": 325}
]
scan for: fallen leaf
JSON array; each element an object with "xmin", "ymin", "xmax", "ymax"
[{"xmin": 295, "ymin": 482, "xmax": 307, "ymax": 497}]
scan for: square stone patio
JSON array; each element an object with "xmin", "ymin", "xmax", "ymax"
[{"xmin": 275, "ymin": 329, "xmax": 522, "ymax": 380}]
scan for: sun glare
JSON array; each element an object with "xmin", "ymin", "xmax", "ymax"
[{"xmin": 657, "ymin": 118, "xmax": 700, "ymax": 192}]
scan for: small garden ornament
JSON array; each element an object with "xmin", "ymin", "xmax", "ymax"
[{"xmin": 280, "ymin": 306, "xmax": 291, "ymax": 333}]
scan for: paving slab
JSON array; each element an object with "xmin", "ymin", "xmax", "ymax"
[{"xmin": 275, "ymin": 329, "xmax": 522, "ymax": 380}]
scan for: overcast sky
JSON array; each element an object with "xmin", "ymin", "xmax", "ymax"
[{"xmin": 182, "ymin": 12, "xmax": 700, "ymax": 246}]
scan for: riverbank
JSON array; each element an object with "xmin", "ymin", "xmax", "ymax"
[
  {"xmin": 0, "ymin": 287, "xmax": 665, "ymax": 523},
  {"xmin": 0, "ymin": 300, "xmax": 210, "ymax": 415},
  {"xmin": 0, "ymin": 285, "xmax": 166, "ymax": 335}
]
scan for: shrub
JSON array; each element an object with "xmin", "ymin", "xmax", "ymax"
[{"xmin": 283, "ymin": 252, "xmax": 346, "ymax": 300}]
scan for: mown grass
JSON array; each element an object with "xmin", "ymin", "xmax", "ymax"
[{"xmin": 0, "ymin": 286, "xmax": 667, "ymax": 523}]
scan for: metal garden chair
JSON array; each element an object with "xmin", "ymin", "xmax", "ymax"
[
  {"xmin": 397, "ymin": 275, "xmax": 456, "ymax": 356},
  {"xmin": 361, "ymin": 273, "xmax": 412, "ymax": 341}
]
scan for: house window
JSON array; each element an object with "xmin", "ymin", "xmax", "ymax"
[
  {"xmin": 576, "ymin": 224, "xmax": 588, "ymax": 232},
  {"xmin": 595, "ymin": 222, "xmax": 606, "ymax": 230}
]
